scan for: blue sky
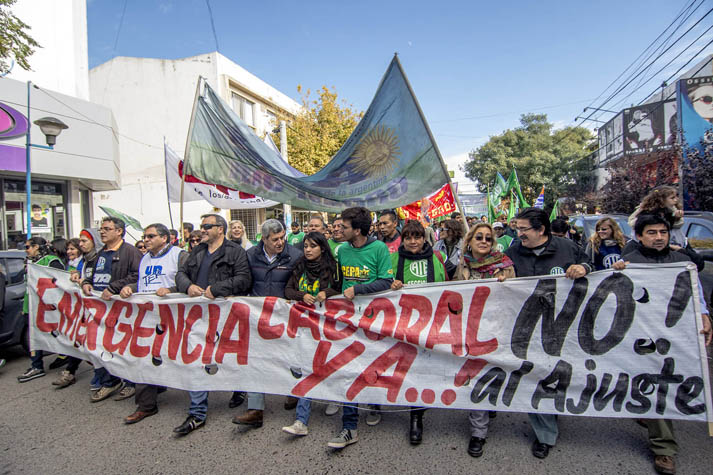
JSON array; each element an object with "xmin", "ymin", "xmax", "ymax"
[{"xmin": 87, "ymin": 0, "xmax": 712, "ymax": 190}]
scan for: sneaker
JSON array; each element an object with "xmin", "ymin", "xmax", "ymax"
[
  {"xmin": 324, "ymin": 403, "xmax": 339, "ymax": 416},
  {"xmin": 173, "ymin": 415, "xmax": 205, "ymax": 436},
  {"xmin": 327, "ymin": 428, "xmax": 358, "ymax": 449},
  {"xmin": 282, "ymin": 420, "xmax": 309, "ymax": 436},
  {"xmin": 366, "ymin": 410, "xmax": 382, "ymax": 426},
  {"xmin": 229, "ymin": 391, "xmax": 246, "ymax": 408},
  {"xmin": 89, "ymin": 384, "xmax": 101, "ymax": 393},
  {"xmin": 91, "ymin": 381, "xmax": 124, "ymax": 403},
  {"xmin": 114, "ymin": 385, "xmax": 136, "ymax": 401},
  {"xmin": 48, "ymin": 355, "xmax": 69, "ymax": 370},
  {"xmin": 654, "ymin": 455, "xmax": 676, "ymax": 475},
  {"xmin": 17, "ymin": 367, "xmax": 45, "ymax": 383},
  {"xmin": 52, "ymin": 370, "xmax": 76, "ymax": 389}
]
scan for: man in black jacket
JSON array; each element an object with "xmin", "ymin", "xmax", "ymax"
[
  {"xmin": 616, "ymin": 214, "xmax": 712, "ymax": 475},
  {"xmin": 505, "ymin": 208, "xmax": 592, "ymax": 460},
  {"xmin": 172, "ymin": 213, "xmax": 252, "ymax": 436},
  {"xmin": 234, "ymin": 218, "xmax": 302, "ymax": 428},
  {"xmin": 81, "ymin": 217, "xmax": 142, "ymax": 402}
]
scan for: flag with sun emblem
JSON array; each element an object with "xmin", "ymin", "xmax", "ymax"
[{"xmin": 184, "ymin": 56, "xmax": 450, "ymax": 212}]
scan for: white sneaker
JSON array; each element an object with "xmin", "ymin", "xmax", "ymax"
[
  {"xmin": 324, "ymin": 403, "xmax": 339, "ymax": 416},
  {"xmin": 327, "ymin": 428, "xmax": 358, "ymax": 449},
  {"xmin": 282, "ymin": 420, "xmax": 308, "ymax": 436},
  {"xmin": 366, "ymin": 410, "xmax": 382, "ymax": 426}
]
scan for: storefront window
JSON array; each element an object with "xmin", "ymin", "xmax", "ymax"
[{"xmin": 2, "ymin": 179, "xmax": 66, "ymax": 250}]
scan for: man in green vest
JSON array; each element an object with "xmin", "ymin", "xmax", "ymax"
[
  {"xmin": 493, "ymin": 222, "xmax": 513, "ymax": 252},
  {"xmin": 287, "ymin": 221, "xmax": 304, "ymax": 246}
]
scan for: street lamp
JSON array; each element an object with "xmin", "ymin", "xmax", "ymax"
[{"xmin": 26, "ymin": 81, "xmax": 69, "ymax": 238}]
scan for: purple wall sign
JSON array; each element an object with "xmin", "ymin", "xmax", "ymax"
[{"xmin": 0, "ymin": 102, "xmax": 28, "ymax": 139}]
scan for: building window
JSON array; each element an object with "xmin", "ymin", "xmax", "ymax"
[
  {"xmin": 231, "ymin": 92, "xmax": 255, "ymax": 127},
  {"xmin": 230, "ymin": 209, "xmax": 258, "ymax": 241}
]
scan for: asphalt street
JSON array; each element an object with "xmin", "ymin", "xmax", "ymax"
[{"xmin": 1, "ymin": 347, "xmax": 712, "ymax": 475}]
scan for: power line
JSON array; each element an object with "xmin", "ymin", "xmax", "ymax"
[
  {"xmin": 205, "ymin": 0, "xmax": 220, "ymax": 52},
  {"xmin": 429, "ymin": 98, "xmax": 594, "ymax": 124},
  {"xmin": 101, "ymin": 0, "xmax": 129, "ymax": 102}
]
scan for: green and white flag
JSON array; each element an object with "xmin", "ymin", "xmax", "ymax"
[{"xmin": 99, "ymin": 206, "xmax": 143, "ymax": 231}]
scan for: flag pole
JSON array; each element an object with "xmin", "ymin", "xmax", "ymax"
[
  {"xmin": 392, "ymin": 54, "xmax": 470, "ymax": 234},
  {"xmin": 163, "ymin": 136, "xmax": 176, "ymax": 232},
  {"xmin": 180, "ymin": 77, "xmax": 204, "ymax": 238}
]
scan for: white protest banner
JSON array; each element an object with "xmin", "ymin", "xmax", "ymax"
[
  {"xmin": 28, "ymin": 263, "xmax": 712, "ymax": 422},
  {"xmin": 164, "ymin": 143, "xmax": 278, "ymax": 209}
]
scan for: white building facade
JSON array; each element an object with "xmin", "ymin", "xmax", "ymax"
[{"xmin": 89, "ymin": 52, "xmax": 302, "ymax": 240}]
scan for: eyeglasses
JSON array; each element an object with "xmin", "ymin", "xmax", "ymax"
[
  {"xmin": 100, "ymin": 226, "xmax": 116, "ymax": 232},
  {"xmin": 694, "ymin": 95, "xmax": 713, "ymax": 104},
  {"xmin": 200, "ymin": 223, "xmax": 219, "ymax": 230},
  {"xmin": 516, "ymin": 226, "xmax": 533, "ymax": 233},
  {"xmin": 190, "ymin": 239, "xmax": 201, "ymax": 243},
  {"xmin": 474, "ymin": 234, "xmax": 493, "ymax": 243},
  {"xmin": 143, "ymin": 233, "xmax": 158, "ymax": 240},
  {"xmin": 24, "ymin": 245, "xmax": 32, "ymax": 250}
]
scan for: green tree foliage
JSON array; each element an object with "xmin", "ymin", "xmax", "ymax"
[
  {"xmin": 0, "ymin": 0, "xmax": 40, "ymax": 75},
  {"xmin": 463, "ymin": 113, "xmax": 596, "ymax": 209},
  {"xmin": 273, "ymin": 85, "xmax": 363, "ymax": 175}
]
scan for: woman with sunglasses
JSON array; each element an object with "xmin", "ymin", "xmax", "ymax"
[
  {"xmin": 454, "ymin": 223, "xmax": 514, "ymax": 458},
  {"xmin": 282, "ymin": 231, "xmax": 341, "ymax": 437},
  {"xmin": 17, "ymin": 237, "xmax": 66, "ymax": 383},
  {"xmin": 389, "ymin": 220, "xmax": 450, "ymax": 445},
  {"xmin": 187, "ymin": 230, "xmax": 203, "ymax": 251},
  {"xmin": 585, "ymin": 217, "xmax": 627, "ymax": 270},
  {"xmin": 134, "ymin": 240, "xmax": 148, "ymax": 255}
]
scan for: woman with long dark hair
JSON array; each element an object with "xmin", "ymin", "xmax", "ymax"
[
  {"xmin": 282, "ymin": 231, "xmax": 341, "ymax": 437},
  {"xmin": 18, "ymin": 237, "xmax": 65, "ymax": 383}
]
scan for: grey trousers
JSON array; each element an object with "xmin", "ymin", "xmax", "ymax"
[
  {"xmin": 529, "ymin": 413, "xmax": 558, "ymax": 445},
  {"xmin": 247, "ymin": 392, "xmax": 265, "ymax": 410},
  {"xmin": 469, "ymin": 410, "xmax": 490, "ymax": 438},
  {"xmin": 645, "ymin": 418, "xmax": 678, "ymax": 456}
]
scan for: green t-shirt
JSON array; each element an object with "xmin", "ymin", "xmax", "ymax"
[
  {"xmin": 495, "ymin": 235, "xmax": 513, "ymax": 253},
  {"xmin": 390, "ymin": 251, "xmax": 447, "ymax": 285},
  {"xmin": 287, "ymin": 232, "xmax": 305, "ymax": 246},
  {"xmin": 338, "ymin": 239, "xmax": 393, "ymax": 291},
  {"xmin": 328, "ymin": 239, "xmax": 344, "ymax": 258}
]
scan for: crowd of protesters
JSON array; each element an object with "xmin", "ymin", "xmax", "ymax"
[{"xmin": 6, "ymin": 184, "xmax": 712, "ymax": 475}]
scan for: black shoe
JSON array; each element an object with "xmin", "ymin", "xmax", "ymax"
[
  {"xmin": 229, "ymin": 391, "xmax": 246, "ymax": 408},
  {"xmin": 173, "ymin": 415, "xmax": 205, "ymax": 436},
  {"xmin": 531, "ymin": 440, "xmax": 550, "ymax": 459},
  {"xmin": 468, "ymin": 437, "xmax": 485, "ymax": 457},
  {"xmin": 409, "ymin": 413, "xmax": 423, "ymax": 445},
  {"xmin": 49, "ymin": 355, "xmax": 69, "ymax": 370}
]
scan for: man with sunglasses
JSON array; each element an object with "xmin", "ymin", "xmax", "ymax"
[
  {"xmin": 118, "ymin": 223, "xmax": 188, "ymax": 425},
  {"xmin": 504, "ymin": 207, "xmax": 592, "ymax": 460},
  {"xmin": 81, "ymin": 217, "xmax": 142, "ymax": 402},
  {"xmin": 173, "ymin": 213, "xmax": 252, "ymax": 436}
]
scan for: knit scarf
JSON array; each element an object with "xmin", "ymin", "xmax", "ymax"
[{"xmin": 463, "ymin": 250, "xmax": 514, "ymax": 277}]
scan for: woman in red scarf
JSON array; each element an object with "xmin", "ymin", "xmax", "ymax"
[{"xmin": 455, "ymin": 223, "xmax": 514, "ymax": 458}]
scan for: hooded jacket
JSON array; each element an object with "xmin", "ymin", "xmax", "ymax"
[
  {"xmin": 246, "ymin": 241, "xmax": 302, "ymax": 298},
  {"xmin": 505, "ymin": 235, "xmax": 593, "ymax": 278}
]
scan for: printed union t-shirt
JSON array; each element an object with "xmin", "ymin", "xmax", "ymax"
[
  {"xmin": 338, "ymin": 239, "xmax": 393, "ymax": 292},
  {"xmin": 287, "ymin": 232, "xmax": 305, "ymax": 246},
  {"xmin": 92, "ymin": 249, "xmax": 116, "ymax": 291}
]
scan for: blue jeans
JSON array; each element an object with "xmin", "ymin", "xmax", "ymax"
[
  {"xmin": 529, "ymin": 413, "xmax": 558, "ymax": 445},
  {"xmin": 94, "ymin": 367, "xmax": 121, "ymax": 388},
  {"xmin": 342, "ymin": 405, "xmax": 358, "ymax": 430},
  {"xmin": 189, "ymin": 391, "xmax": 208, "ymax": 421},
  {"xmin": 296, "ymin": 398, "xmax": 312, "ymax": 425},
  {"xmin": 30, "ymin": 350, "xmax": 44, "ymax": 370}
]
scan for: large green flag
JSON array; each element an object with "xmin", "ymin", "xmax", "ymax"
[
  {"xmin": 492, "ymin": 172, "xmax": 508, "ymax": 200},
  {"xmin": 99, "ymin": 206, "xmax": 143, "ymax": 231},
  {"xmin": 507, "ymin": 191, "xmax": 519, "ymax": 221},
  {"xmin": 505, "ymin": 169, "xmax": 530, "ymax": 208},
  {"xmin": 549, "ymin": 200, "xmax": 560, "ymax": 222},
  {"xmin": 487, "ymin": 184, "xmax": 496, "ymax": 223}
]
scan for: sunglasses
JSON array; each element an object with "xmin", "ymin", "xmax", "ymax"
[
  {"xmin": 25, "ymin": 244, "xmax": 32, "ymax": 250},
  {"xmin": 694, "ymin": 95, "xmax": 713, "ymax": 104},
  {"xmin": 142, "ymin": 233, "xmax": 158, "ymax": 240},
  {"xmin": 474, "ymin": 234, "xmax": 493, "ymax": 243},
  {"xmin": 200, "ymin": 223, "xmax": 219, "ymax": 230},
  {"xmin": 190, "ymin": 239, "xmax": 201, "ymax": 243}
]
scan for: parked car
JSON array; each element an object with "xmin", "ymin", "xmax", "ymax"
[
  {"xmin": 681, "ymin": 212, "xmax": 713, "ymax": 261},
  {"xmin": 0, "ymin": 250, "xmax": 28, "ymax": 352}
]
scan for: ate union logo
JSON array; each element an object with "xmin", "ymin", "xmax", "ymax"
[{"xmin": 0, "ymin": 102, "xmax": 28, "ymax": 140}]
